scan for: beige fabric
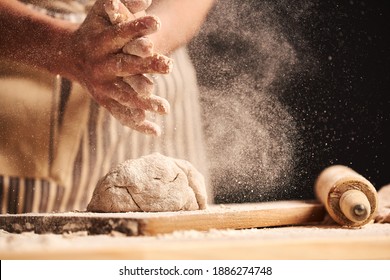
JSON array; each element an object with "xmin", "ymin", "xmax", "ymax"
[{"xmin": 0, "ymin": 61, "xmax": 90, "ymax": 186}]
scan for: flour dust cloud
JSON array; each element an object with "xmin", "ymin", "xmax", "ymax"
[{"xmin": 188, "ymin": 0, "xmax": 318, "ymax": 203}]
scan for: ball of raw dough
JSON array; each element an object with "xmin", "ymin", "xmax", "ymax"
[{"xmin": 87, "ymin": 153, "xmax": 207, "ymax": 212}]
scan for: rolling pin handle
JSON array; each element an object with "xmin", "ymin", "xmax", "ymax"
[
  {"xmin": 339, "ymin": 189, "xmax": 371, "ymax": 223},
  {"xmin": 353, "ymin": 204, "xmax": 367, "ymax": 217}
]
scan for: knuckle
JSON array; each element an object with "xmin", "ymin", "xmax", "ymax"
[{"xmin": 123, "ymin": 0, "xmax": 151, "ymax": 13}]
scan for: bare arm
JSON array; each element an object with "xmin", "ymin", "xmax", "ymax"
[
  {"xmin": 147, "ymin": 0, "xmax": 215, "ymax": 54},
  {"xmin": 0, "ymin": 0, "xmax": 77, "ymax": 77}
]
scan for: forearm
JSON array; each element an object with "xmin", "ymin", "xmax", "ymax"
[
  {"xmin": 0, "ymin": 0, "xmax": 78, "ymax": 78},
  {"xmin": 147, "ymin": 0, "xmax": 215, "ymax": 54}
]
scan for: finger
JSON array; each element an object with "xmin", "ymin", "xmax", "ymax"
[
  {"xmin": 108, "ymin": 79, "xmax": 170, "ymax": 114},
  {"xmin": 99, "ymin": 15, "xmax": 160, "ymax": 51},
  {"xmin": 103, "ymin": 53, "xmax": 173, "ymax": 76},
  {"xmin": 146, "ymin": 94, "xmax": 170, "ymax": 115},
  {"xmin": 123, "ymin": 74, "xmax": 154, "ymax": 97},
  {"xmin": 123, "ymin": 36, "xmax": 154, "ymax": 57},
  {"xmin": 107, "ymin": 98, "xmax": 146, "ymax": 123},
  {"xmin": 107, "ymin": 99, "xmax": 161, "ymax": 136},
  {"xmin": 128, "ymin": 108, "xmax": 145, "ymax": 124},
  {"xmin": 134, "ymin": 120, "xmax": 162, "ymax": 136},
  {"xmin": 122, "ymin": 0, "xmax": 152, "ymax": 14},
  {"xmin": 104, "ymin": 0, "xmax": 134, "ymax": 24}
]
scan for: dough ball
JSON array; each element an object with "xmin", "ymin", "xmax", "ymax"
[{"xmin": 87, "ymin": 153, "xmax": 207, "ymax": 212}]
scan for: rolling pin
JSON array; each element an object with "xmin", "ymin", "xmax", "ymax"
[{"xmin": 314, "ymin": 165, "xmax": 378, "ymax": 227}]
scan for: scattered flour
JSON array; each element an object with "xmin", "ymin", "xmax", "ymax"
[{"xmin": 188, "ymin": 0, "xmax": 318, "ymax": 202}]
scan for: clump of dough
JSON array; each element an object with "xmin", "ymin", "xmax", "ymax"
[{"xmin": 87, "ymin": 153, "xmax": 207, "ymax": 212}]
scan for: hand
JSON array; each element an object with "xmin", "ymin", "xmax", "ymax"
[{"xmin": 63, "ymin": 0, "xmax": 172, "ymax": 136}]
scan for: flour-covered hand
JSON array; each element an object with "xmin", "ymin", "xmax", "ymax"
[{"xmin": 63, "ymin": 0, "xmax": 172, "ymax": 135}]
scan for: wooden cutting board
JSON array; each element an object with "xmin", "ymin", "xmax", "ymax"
[{"xmin": 0, "ymin": 200, "xmax": 325, "ymax": 236}]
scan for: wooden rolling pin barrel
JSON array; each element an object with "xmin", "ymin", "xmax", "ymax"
[{"xmin": 315, "ymin": 165, "xmax": 378, "ymax": 227}]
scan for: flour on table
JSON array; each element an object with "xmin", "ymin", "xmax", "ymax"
[{"xmin": 87, "ymin": 153, "xmax": 207, "ymax": 212}]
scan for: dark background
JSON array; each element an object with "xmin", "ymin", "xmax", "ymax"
[{"xmin": 189, "ymin": 0, "xmax": 390, "ymax": 203}]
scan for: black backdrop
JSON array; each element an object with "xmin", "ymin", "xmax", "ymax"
[{"xmin": 189, "ymin": 0, "xmax": 389, "ymax": 203}]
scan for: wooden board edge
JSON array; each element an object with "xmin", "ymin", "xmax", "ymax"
[
  {"xmin": 0, "ymin": 201, "xmax": 326, "ymax": 236},
  {"xmin": 0, "ymin": 215, "xmax": 140, "ymax": 236},
  {"xmin": 139, "ymin": 203, "xmax": 326, "ymax": 235}
]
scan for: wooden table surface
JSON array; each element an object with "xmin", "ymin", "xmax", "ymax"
[
  {"xmin": 1, "ymin": 223, "xmax": 390, "ymax": 260},
  {"xmin": 1, "ymin": 201, "xmax": 389, "ymax": 260}
]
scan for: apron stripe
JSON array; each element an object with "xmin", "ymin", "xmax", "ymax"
[
  {"xmin": 39, "ymin": 180, "xmax": 50, "ymax": 212},
  {"xmin": 67, "ymin": 137, "xmax": 83, "ymax": 210},
  {"xmin": 0, "ymin": 176, "xmax": 4, "ymax": 213},
  {"xmin": 7, "ymin": 177, "xmax": 20, "ymax": 214},
  {"xmin": 23, "ymin": 178, "xmax": 35, "ymax": 213},
  {"xmin": 52, "ymin": 184, "xmax": 65, "ymax": 212},
  {"xmin": 58, "ymin": 78, "xmax": 72, "ymax": 127}
]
